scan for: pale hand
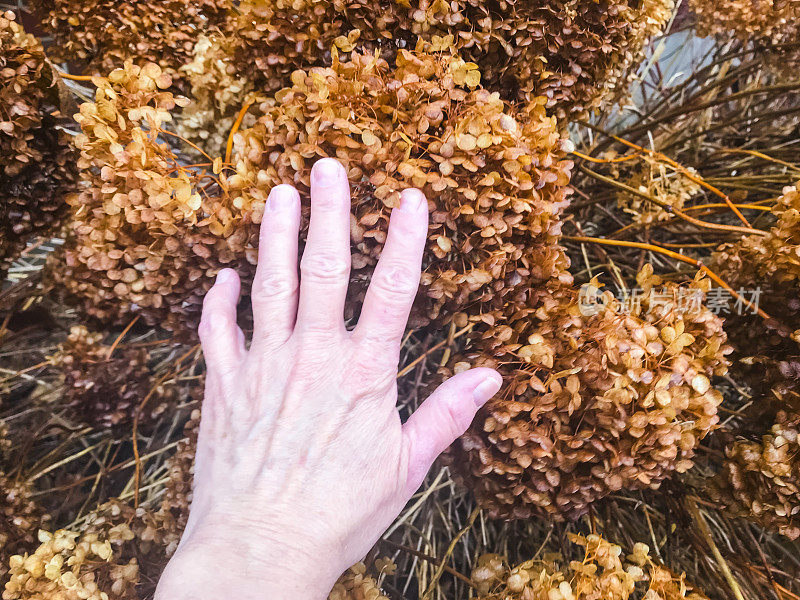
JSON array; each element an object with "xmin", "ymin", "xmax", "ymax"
[{"xmin": 155, "ymin": 159, "xmax": 502, "ymax": 599}]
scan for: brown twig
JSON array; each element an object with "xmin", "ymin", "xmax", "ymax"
[
  {"xmin": 226, "ymin": 96, "xmax": 257, "ymax": 164},
  {"xmin": 686, "ymin": 496, "xmax": 746, "ymax": 600},
  {"xmin": 564, "ymin": 236, "xmax": 772, "ymax": 321},
  {"xmin": 579, "ymin": 165, "xmax": 766, "ymax": 237},
  {"xmin": 421, "ymin": 507, "xmax": 480, "ymax": 600}
]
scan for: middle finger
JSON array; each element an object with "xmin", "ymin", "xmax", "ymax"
[{"xmin": 296, "ymin": 158, "xmax": 352, "ymax": 337}]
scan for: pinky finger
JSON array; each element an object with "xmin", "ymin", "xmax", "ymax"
[{"xmin": 198, "ymin": 268, "xmax": 246, "ymax": 377}]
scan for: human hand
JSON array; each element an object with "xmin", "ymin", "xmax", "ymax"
[{"xmin": 155, "ymin": 158, "xmax": 502, "ymax": 599}]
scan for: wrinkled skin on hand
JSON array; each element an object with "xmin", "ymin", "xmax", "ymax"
[{"xmin": 155, "ymin": 159, "xmax": 502, "ymax": 599}]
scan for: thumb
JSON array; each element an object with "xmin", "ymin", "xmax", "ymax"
[{"xmin": 402, "ymin": 367, "xmax": 502, "ymax": 495}]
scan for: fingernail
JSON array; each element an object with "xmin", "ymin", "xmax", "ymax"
[
  {"xmin": 216, "ymin": 269, "xmax": 235, "ymax": 285},
  {"xmin": 472, "ymin": 374, "xmax": 503, "ymax": 407},
  {"xmin": 311, "ymin": 158, "xmax": 343, "ymax": 186},
  {"xmin": 399, "ymin": 188, "xmax": 427, "ymax": 212},
  {"xmin": 265, "ymin": 184, "xmax": 298, "ymax": 212}
]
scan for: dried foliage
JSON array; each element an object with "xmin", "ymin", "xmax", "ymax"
[
  {"xmin": 49, "ymin": 326, "xmax": 173, "ymax": 430},
  {"xmin": 616, "ymin": 159, "xmax": 701, "ymax": 226},
  {"xmin": 711, "ymin": 408, "xmax": 800, "ymax": 540},
  {"xmin": 0, "ymin": 476, "xmax": 50, "ymax": 580},
  {"xmin": 29, "ymin": 0, "xmax": 233, "ymax": 86},
  {"xmin": 230, "ymin": 0, "xmax": 674, "ymax": 119},
  {"xmin": 0, "ymin": 11, "xmax": 77, "ymax": 279},
  {"xmin": 3, "ymin": 527, "xmax": 139, "ymax": 600},
  {"xmin": 177, "ymin": 34, "xmax": 258, "ymax": 157},
  {"xmin": 445, "ymin": 266, "xmax": 730, "ymax": 520},
  {"xmin": 328, "ymin": 559, "xmax": 395, "ymax": 600},
  {"xmin": 711, "ymin": 184, "xmax": 800, "ymax": 398},
  {"xmin": 712, "ymin": 184, "xmax": 800, "ymax": 292},
  {"xmin": 473, "ymin": 534, "xmax": 708, "ymax": 600},
  {"xmin": 690, "ymin": 0, "xmax": 800, "ymax": 48},
  {"xmin": 45, "ymin": 62, "xmax": 256, "ymax": 336},
  {"xmin": 159, "ymin": 410, "xmax": 200, "ymax": 545},
  {"xmin": 227, "ymin": 48, "xmax": 573, "ymax": 325}
]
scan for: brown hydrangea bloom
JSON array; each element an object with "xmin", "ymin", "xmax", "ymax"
[
  {"xmin": 227, "ymin": 48, "xmax": 573, "ymax": 326},
  {"xmin": 45, "ymin": 62, "xmax": 256, "ymax": 336},
  {"xmin": 444, "ymin": 266, "xmax": 730, "ymax": 520},
  {"xmin": 710, "ymin": 408, "xmax": 800, "ymax": 540},
  {"xmin": 712, "ymin": 184, "xmax": 800, "ymax": 289},
  {"xmin": 29, "ymin": 0, "xmax": 233, "ymax": 86},
  {"xmin": 616, "ymin": 158, "xmax": 701, "ymax": 226},
  {"xmin": 691, "ymin": 0, "xmax": 799, "ymax": 47},
  {"xmin": 473, "ymin": 534, "xmax": 708, "ymax": 600},
  {"xmin": 3, "ymin": 527, "xmax": 139, "ymax": 600},
  {"xmin": 711, "ymin": 184, "xmax": 800, "ymax": 395},
  {"xmin": 177, "ymin": 34, "xmax": 259, "ymax": 157},
  {"xmin": 49, "ymin": 326, "xmax": 174, "ymax": 430},
  {"xmin": 0, "ymin": 11, "xmax": 77, "ymax": 279},
  {"xmin": 231, "ymin": 0, "xmax": 674, "ymax": 119},
  {"xmin": 328, "ymin": 559, "xmax": 395, "ymax": 600},
  {"xmin": 474, "ymin": 534, "xmax": 643, "ymax": 600},
  {"xmin": 0, "ymin": 475, "xmax": 50, "ymax": 580},
  {"xmin": 158, "ymin": 409, "xmax": 201, "ymax": 552}
]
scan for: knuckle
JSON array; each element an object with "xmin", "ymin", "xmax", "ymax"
[
  {"xmin": 295, "ymin": 342, "xmax": 339, "ymax": 370},
  {"xmin": 443, "ymin": 400, "xmax": 472, "ymax": 438},
  {"xmin": 300, "ymin": 251, "xmax": 350, "ymax": 282},
  {"xmin": 252, "ymin": 269, "xmax": 297, "ymax": 302},
  {"xmin": 199, "ymin": 311, "xmax": 234, "ymax": 340},
  {"xmin": 370, "ymin": 263, "xmax": 420, "ymax": 300},
  {"xmin": 346, "ymin": 358, "xmax": 395, "ymax": 393}
]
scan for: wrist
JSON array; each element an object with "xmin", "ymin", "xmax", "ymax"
[{"xmin": 156, "ymin": 532, "xmax": 337, "ymax": 600}]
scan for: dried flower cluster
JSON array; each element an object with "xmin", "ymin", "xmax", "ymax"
[
  {"xmin": 444, "ymin": 266, "xmax": 730, "ymax": 520},
  {"xmin": 46, "ymin": 62, "xmax": 256, "ymax": 336},
  {"xmin": 616, "ymin": 159, "xmax": 701, "ymax": 225},
  {"xmin": 50, "ymin": 326, "xmax": 173, "ymax": 429},
  {"xmin": 3, "ymin": 407, "xmax": 203, "ymax": 599},
  {"xmin": 3, "ymin": 527, "xmax": 139, "ymax": 600},
  {"xmin": 227, "ymin": 48, "xmax": 573, "ymax": 325},
  {"xmin": 711, "ymin": 407, "xmax": 800, "ymax": 540},
  {"xmin": 690, "ymin": 0, "xmax": 799, "ymax": 48},
  {"xmin": 713, "ymin": 184, "xmax": 800, "ymax": 290},
  {"xmin": 1, "ymin": 475, "xmax": 50, "ymax": 579},
  {"xmin": 29, "ymin": 0, "xmax": 233, "ymax": 86},
  {"xmin": 328, "ymin": 559, "xmax": 395, "ymax": 600},
  {"xmin": 177, "ymin": 34, "xmax": 258, "ymax": 157},
  {"xmin": 230, "ymin": 0, "xmax": 674, "ymax": 119},
  {"xmin": 711, "ymin": 183, "xmax": 800, "ymax": 394},
  {"xmin": 0, "ymin": 11, "xmax": 77, "ymax": 279},
  {"xmin": 158, "ymin": 410, "xmax": 201, "ymax": 547},
  {"xmin": 473, "ymin": 533, "xmax": 708, "ymax": 600}
]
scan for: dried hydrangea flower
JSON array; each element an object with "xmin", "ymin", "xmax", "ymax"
[
  {"xmin": 616, "ymin": 158, "xmax": 701, "ymax": 226},
  {"xmin": 230, "ymin": 0, "xmax": 674, "ymax": 119},
  {"xmin": 713, "ymin": 184, "xmax": 800, "ymax": 289},
  {"xmin": 49, "ymin": 326, "xmax": 174, "ymax": 430},
  {"xmin": 444, "ymin": 266, "xmax": 730, "ymax": 520},
  {"xmin": 29, "ymin": 0, "xmax": 233, "ymax": 88},
  {"xmin": 45, "ymin": 62, "xmax": 255, "ymax": 336},
  {"xmin": 474, "ymin": 534, "xmax": 709, "ymax": 600},
  {"xmin": 710, "ymin": 184, "xmax": 800, "ymax": 396},
  {"xmin": 0, "ymin": 475, "xmax": 50, "ymax": 580},
  {"xmin": 3, "ymin": 527, "xmax": 139, "ymax": 600},
  {"xmin": 0, "ymin": 11, "xmax": 77, "ymax": 279},
  {"xmin": 710, "ymin": 407, "xmax": 800, "ymax": 539},
  {"xmin": 177, "ymin": 34, "xmax": 259, "ymax": 157},
  {"xmin": 328, "ymin": 559, "xmax": 395, "ymax": 600},
  {"xmin": 691, "ymin": 0, "xmax": 799, "ymax": 48},
  {"xmin": 227, "ymin": 47, "xmax": 573, "ymax": 326}
]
